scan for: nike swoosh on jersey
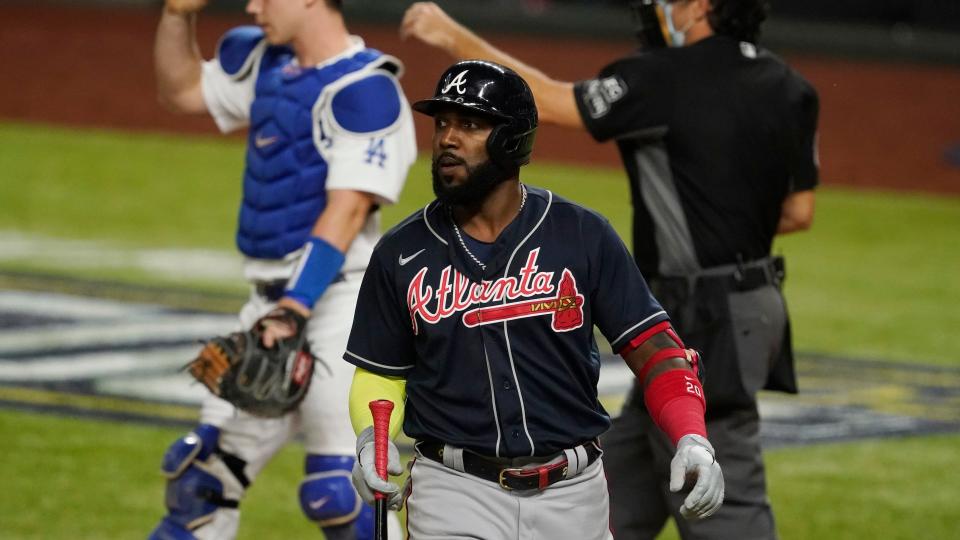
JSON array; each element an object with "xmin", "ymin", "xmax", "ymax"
[
  {"xmin": 399, "ymin": 249, "xmax": 426, "ymax": 266},
  {"xmin": 308, "ymin": 496, "xmax": 331, "ymax": 510},
  {"xmin": 254, "ymin": 134, "xmax": 279, "ymax": 148}
]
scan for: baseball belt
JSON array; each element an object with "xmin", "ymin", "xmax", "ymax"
[
  {"xmin": 654, "ymin": 256, "xmax": 785, "ymax": 294},
  {"xmin": 415, "ymin": 440, "xmax": 602, "ymax": 491}
]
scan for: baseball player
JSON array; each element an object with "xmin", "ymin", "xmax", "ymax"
[
  {"xmin": 150, "ymin": 1, "xmax": 415, "ymax": 538},
  {"xmin": 343, "ymin": 60, "xmax": 724, "ymax": 540},
  {"xmin": 402, "ymin": 2, "xmax": 819, "ymax": 539}
]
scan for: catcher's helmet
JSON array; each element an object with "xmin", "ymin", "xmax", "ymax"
[{"xmin": 413, "ymin": 60, "xmax": 537, "ymax": 168}]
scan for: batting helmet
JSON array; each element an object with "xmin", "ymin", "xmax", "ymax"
[{"xmin": 413, "ymin": 60, "xmax": 537, "ymax": 168}]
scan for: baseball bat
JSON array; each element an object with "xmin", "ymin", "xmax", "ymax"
[{"xmin": 369, "ymin": 399, "xmax": 395, "ymax": 540}]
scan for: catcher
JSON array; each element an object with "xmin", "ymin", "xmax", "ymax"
[{"xmin": 149, "ymin": 0, "xmax": 415, "ymax": 538}]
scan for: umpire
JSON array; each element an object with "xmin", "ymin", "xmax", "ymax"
[{"xmin": 402, "ymin": 0, "xmax": 819, "ymax": 538}]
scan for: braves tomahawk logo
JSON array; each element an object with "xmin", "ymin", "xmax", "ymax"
[{"xmin": 406, "ymin": 249, "xmax": 584, "ymax": 334}]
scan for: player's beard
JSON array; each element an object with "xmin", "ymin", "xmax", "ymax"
[{"xmin": 431, "ymin": 154, "xmax": 514, "ymax": 208}]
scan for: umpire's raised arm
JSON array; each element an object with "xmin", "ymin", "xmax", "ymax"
[{"xmin": 401, "ymin": 2, "xmax": 584, "ymax": 129}]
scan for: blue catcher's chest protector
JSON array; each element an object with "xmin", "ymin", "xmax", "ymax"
[{"xmin": 236, "ymin": 40, "xmax": 387, "ymax": 259}]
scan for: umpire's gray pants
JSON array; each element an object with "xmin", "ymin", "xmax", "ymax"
[
  {"xmin": 603, "ymin": 280, "xmax": 787, "ymax": 540},
  {"xmin": 603, "ymin": 400, "xmax": 776, "ymax": 540}
]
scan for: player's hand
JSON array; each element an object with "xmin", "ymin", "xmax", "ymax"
[
  {"xmin": 352, "ymin": 426, "xmax": 407, "ymax": 510},
  {"xmin": 401, "ymin": 2, "xmax": 462, "ymax": 52},
  {"xmin": 669, "ymin": 434, "xmax": 724, "ymax": 520},
  {"xmin": 164, "ymin": 0, "xmax": 208, "ymax": 15},
  {"xmin": 258, "ymin": 299, "xmax": 310, "ymax": 349}
]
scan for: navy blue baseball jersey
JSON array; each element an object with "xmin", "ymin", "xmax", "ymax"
[{"xmin": 343, "ymin": 186, "xmax": 668, "ymax": 457}]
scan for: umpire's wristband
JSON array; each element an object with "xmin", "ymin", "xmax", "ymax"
[{"xmin": 284, "ymin": 236, "xmax": 345, "ymax": 309}]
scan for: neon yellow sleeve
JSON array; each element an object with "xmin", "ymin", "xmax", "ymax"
[{"xmin": 349, "ymin": 367, "xmax": 406, "ymax": 439}]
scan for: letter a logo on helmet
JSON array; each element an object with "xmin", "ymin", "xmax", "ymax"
[{"xmin": 442, "ymin": 70, "xmax": 469, "ymax": 95}]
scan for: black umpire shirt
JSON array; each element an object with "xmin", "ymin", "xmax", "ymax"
[{"xmin": 574, "ymin": 35, "xmax": 819, "ymax": 278}]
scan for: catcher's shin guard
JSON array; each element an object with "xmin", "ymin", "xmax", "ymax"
[
  {"xmin": 299, "ymin": 455, "xmax": 362, "ymax": 526},
  {"xmin": 299, "ymin": 455, "xmax": 373, "ymax": 539},
  {"xmin": 149, "ymin": 517, "xmax": 198, "ymax": 540},
  {"xmin": 149, "ymin": 425, "xmax": 248, "ymax": 540}
]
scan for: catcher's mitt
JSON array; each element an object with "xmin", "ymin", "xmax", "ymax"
[{"xmin": 187, "ymin": 307, "xmax": 314, "ymax": 418}]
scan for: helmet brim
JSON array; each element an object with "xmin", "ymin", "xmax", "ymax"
[{"xmin": 412, "ymin": 96, "xmax": 511, "ymax": 121}]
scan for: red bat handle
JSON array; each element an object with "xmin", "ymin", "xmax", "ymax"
[{"xmin": 369, "ymin": 400, "xmax": 394, "ymax": 501}]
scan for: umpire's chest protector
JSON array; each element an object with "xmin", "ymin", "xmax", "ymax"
[{"xmin": 236, "ymin": 44, "xmax": 394, "ymax": 259}]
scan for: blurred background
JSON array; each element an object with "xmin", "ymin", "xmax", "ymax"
[{"xmin": 1, "ymin": 1, "xmax": 958, "ymax": 538}]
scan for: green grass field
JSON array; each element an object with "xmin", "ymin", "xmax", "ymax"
[
  {"xmin": 2, "ymin": 121, "xmax": 959, "ymax": 539},
  {"xmin": 3, "ymin": 121, "xmax": 959, "ymax": 364},
  {"xmin": 1, "ymin": 410, "xmax": 958, "ymax": 540}
]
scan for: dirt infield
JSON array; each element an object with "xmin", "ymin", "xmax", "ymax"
[{"xmin": 3, "ymin": 2, "xmax": 959, "ymax": 194}]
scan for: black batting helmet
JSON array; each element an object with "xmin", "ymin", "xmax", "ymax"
[{"xmin": 413, "ymin": 60, "xmax": 538, "ymax": 168}]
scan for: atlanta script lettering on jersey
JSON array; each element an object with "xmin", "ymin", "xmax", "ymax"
[{"xmin": 406, "ymin": 248, "xmax": 585, "ymax": 333}]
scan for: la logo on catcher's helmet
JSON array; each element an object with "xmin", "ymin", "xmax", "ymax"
[{"xmin": 413, "ymin": 60, "xmax": 538, "ymax": 169}]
